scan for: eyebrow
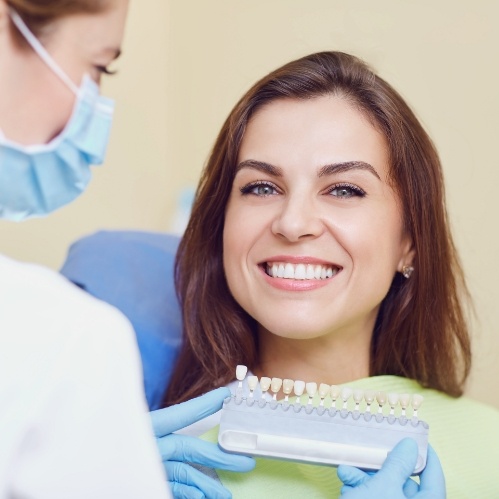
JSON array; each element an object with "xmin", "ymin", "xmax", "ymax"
[
  {"xmin": 318, "ymin": 161, "xmax": 380, "ymax": 180},
  {"xmin": 235, "ymin": 160, "xmax": 283, "ymax": 176},
  {"xmin": 235, "ymin": 159, "xmax": 381, "ymax": 180}
]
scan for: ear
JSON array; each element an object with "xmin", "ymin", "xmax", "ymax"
[{"xmin": 397, "ymin": 234, "xmax": 415, "ymax": 273}]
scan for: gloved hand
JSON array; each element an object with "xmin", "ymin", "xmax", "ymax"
[
  {"xmin": 337, "ymin": 438, "xmax": 446, "ymax": 498},
  {"xmin": 151, "ymin": 387, "xmax": 255, "ymax": 499}
]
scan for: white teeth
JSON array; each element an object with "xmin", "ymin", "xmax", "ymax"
[
  {"xmin": 284, "ymin": 263, "xmax": 294, "ymax": 278},
  {"xmin": 266, "ymin": 262, "xmax": 339, "ymax": 280},
  {"xmin": 295, "ymin": 264, "xmax": 306, "ymax": 279},
  {"xmin": 314, "ymin": 265, "xmax": 322, "ymax": 279},
  {"xmin": 306, "ymin": 265, "xmax": 316, "ymax": 279},
  {"xmin": 270, "ymin": 264, "xmax": 277, "ymax": 277}
]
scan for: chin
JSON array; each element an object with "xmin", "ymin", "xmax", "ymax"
[{"xmin": 259, "ymin": 320, "xmax": 330, "ymax": 341}]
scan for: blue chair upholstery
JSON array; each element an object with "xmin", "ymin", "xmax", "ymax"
[{"xmin": 60, "ymin": 230, "xmax": 182, "ymax": 410}]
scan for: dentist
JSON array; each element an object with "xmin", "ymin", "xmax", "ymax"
[{"xmin": 0, "ymin": 2, "xmax": 253, "ymax": 498}]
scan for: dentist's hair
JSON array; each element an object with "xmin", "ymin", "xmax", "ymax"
[
  {"xmin": 164, "ymin": 51, "xmax": 471, "ymax": 406},
  {"xmin": 7, "ymin": 0, "xmax": 111, "ymax": 37}
]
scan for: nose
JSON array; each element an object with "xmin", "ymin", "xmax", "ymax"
[{"xmin": 271, "ymin": 196, "xmax": 325, "ymax": 242}]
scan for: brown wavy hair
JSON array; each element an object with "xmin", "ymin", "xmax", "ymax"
[{"xmin": 164, "ymin": 51, "xmax": 472, "ymax": 406}]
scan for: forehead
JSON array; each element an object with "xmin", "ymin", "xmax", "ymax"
[
  {"xmin": 239, "ymin": 95, "xmax": 391, "ymax": 180},
  {"xmin": 45, "ymin": 0, "xmax": 128, "ymax": 53}
]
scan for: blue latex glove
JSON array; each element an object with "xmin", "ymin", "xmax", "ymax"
[
  {"xmin": 337, "ymin": 438, "xmax": 446, "ymax": 498},
  {"xmin": 151, "ymin": 387, "xmax": 255, "ymax": 499}
]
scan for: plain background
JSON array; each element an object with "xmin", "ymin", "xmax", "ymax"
[{"xmin": 1, "ymin": 1, "xmax": 498, "ymax": 408}]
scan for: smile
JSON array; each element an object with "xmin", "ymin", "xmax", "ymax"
[{"xmin": 265, "ymin": 262, "xmax": 341, "ymax": 280}]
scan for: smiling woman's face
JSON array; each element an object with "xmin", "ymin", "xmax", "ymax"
[{"xmin": 223, "ymin": 95, "xmax": 414, "ymax": 346}]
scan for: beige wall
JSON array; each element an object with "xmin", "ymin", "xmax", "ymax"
[{"xmin": 1, "ymin": 0, "xmax": 498, "ymax": 408}]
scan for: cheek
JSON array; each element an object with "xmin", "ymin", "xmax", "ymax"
[
  {"xmin": 222, "ymin": 203, "xmax": 246, "ymax": 278},
  {"xmin": 35, "ymin": 72, "xmax": 76, "ymax": 140},
  {"xmin": 327, "ymin": 202, "xmax": 405, "ymax": 270}
]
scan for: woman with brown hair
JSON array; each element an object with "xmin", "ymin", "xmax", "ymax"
[{"xmin": 162, "ymin": 51, "xmax": 499, "ymax": 497}]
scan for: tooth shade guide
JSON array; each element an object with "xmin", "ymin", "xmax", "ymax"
[
  {"xmin": 220, "ymin": 379, "xmax": 430, "ymax": 472},
  {"xmin": 231, "ymin": 366, "xmax": 424, "ymax": 418}
]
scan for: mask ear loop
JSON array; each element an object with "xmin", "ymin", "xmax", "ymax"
[{"xmin": 8, "ymin": 8, "xmax": 79, "ymax": 96}]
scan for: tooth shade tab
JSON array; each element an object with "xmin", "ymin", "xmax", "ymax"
[
  {"xmin": 271, "ymin": 378, "xmax": 283, "ymax": 400},
  {"xmin": 388, "ymin": 393, "xmax": 399, "ymax": 415},
  {"xmin": 318, "ymin": 383, "xmax": 330, "ymax": 406},
  {"xmin": 399, "ymin": 393, "xmax": 411, "ymax": 416},
  {"xmin": 364, "ymin": 390, "xmax": 376, "ymax": 409},
  {"xmin": 341, "ymin": 387, "xmax": 352, "ymax": 409},
  {"xmin": 236, "ymin": 365, "xmax": 248, "ymax": 381},
  {"xmin": 247, "ymin": 375, "xmax": 259, "ymax": 396},
  {"xmin": 282, "ymin": 379, "xmax": 294, "ymax": 395},
  {"xmin": 260, "ymin": 377, "xmax": 271, "ymax": 394},
  {"xmin": 266, "ymin": 262, "xmax": 339, "ymax": 281},
  {"xmin": 412, "ymin": 394, "xmax": 424, "ymax": 418},
  {"xmin": 353, "ymin": 389, "xmax": 364, "ymax": 411},
  {"xmin": 306, "ymin": 382, "xmax": 318, "ymax": 404},
  {"xmin": 330, "ymin": 385, "xmax": 340, "ymax": 408},
  {"xmin": 293, "ymin": 380, "xmax": 305, "ymax": 403},
  {"xmin": 376, "ymin": 391, "xmax": 387, "ymax": 414},
  {"xmin": 282, "ymin": 379, "xmax": 294, "ymax": 402},
  {"xmin": 236, "ymin": 365, "xmax": 248, "ymax": 389}
]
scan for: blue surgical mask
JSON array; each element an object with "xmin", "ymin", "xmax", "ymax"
[{"xmin": 0, "ymin": 9, "xmax": 115, "ymax": 221}]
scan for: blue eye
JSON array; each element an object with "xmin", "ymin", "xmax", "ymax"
[
  {"xmin": 328, "ymin": 183, "xmax": 365, "ymax": 199},
  {"xmin": 240, "ymin": 182, "xmax": 279, "ymax": 197}
]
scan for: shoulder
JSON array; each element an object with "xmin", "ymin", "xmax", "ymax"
[{"xmin": 0, "ymin": 254, "xmax": 134, "ymax": 347}]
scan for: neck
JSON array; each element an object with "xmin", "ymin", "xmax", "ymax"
[{"xmin": 255, "ymin": 323, "xmax": 373, "ymax": 386}]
